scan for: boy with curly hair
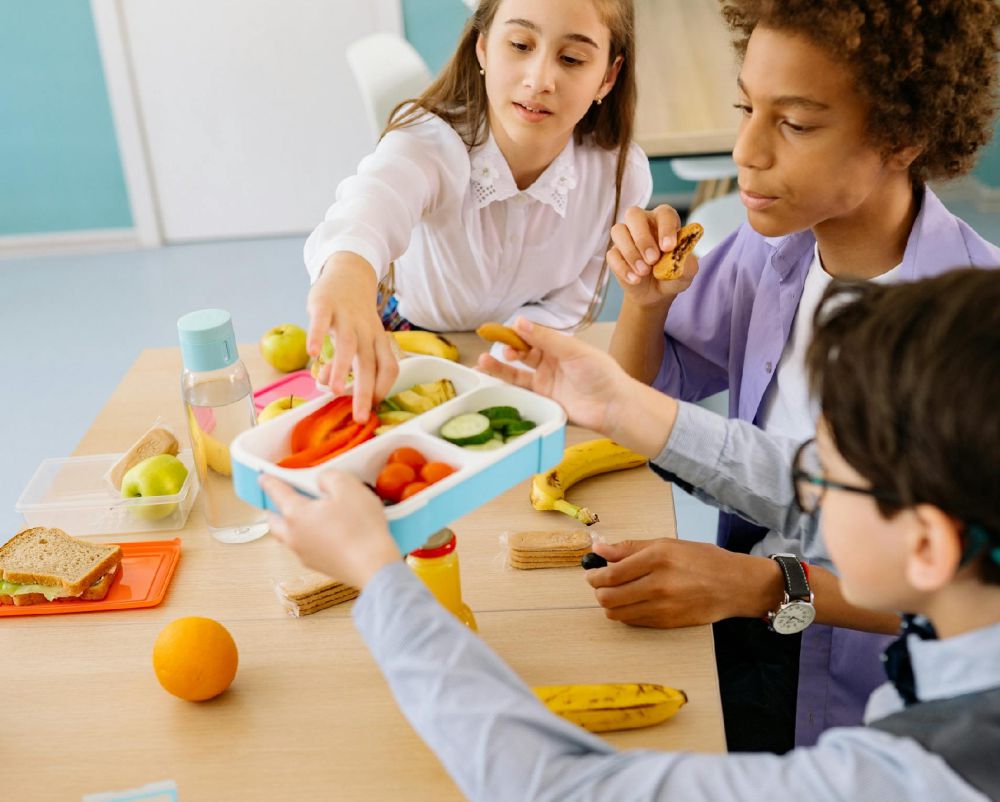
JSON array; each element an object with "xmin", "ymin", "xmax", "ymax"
[
  {"xmin": 264, "ymin": 270, "xmax": 1000, "ymax": 801},
  {"xmin": 600, "ymin": 0, "xmax": 1000, "ymax": 751}
]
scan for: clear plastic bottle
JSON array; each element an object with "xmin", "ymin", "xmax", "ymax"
[
  {"xmin": 405, "ymin": 528, "xmax": 477, "ymax": 630},
  {"xmin": 178, "ymin": 309, "xmax": 269, "ymax": 544}
]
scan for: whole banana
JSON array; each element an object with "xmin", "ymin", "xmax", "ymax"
[
  {"xmin": 530, "ymin": 439, "xmax": 647, "ymax": 524},
  {"xmin": 533, "ymin": 683, "xmax": 687, "ymax": 733},
  {"xmin": 391, "ymin": 330, "xmax": 459, "ymax": 361}
]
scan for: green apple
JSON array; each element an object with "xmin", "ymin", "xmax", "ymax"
[
  {"xmin": 260, "ymin": 323, "xmax": 309, "ymax": 372},
  {"xmin": 121, "ymin": 454, "xmax": 189, "ymax": 520},
  {"xmin": 257, "ymin": 395, "xmax": 308, "ymax": 423}
]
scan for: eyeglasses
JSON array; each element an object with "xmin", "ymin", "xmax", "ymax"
[{"xmin": 791, "ymin": 438, "xmax": 901, "ymax": 515}]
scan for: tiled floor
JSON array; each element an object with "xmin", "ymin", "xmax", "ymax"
[{"xmin": 3, "ymin": 194, "xmax": 998, "ymax": 545}]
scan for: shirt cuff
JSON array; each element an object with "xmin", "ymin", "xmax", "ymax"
[
  {"xmin": 304, "ymin": 233, "xmax": 386, "ymax": 284},
  {"xmin": 653, "ymin": 400, "xmax": 727, "ymax": 485}
]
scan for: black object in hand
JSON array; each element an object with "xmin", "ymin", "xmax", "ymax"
[{"xmin": 580, "ymin": 552, "xmax": 608, "ymax": 570}]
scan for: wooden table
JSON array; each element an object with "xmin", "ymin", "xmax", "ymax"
[
  {"xmin": 5, "ymin": 325, "xmax": 724, "ymax": 801},
  {"xmin": 634, "ymin": 0, "xmax": 740, "ymax": 157}
]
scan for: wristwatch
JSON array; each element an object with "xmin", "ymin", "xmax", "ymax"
[{"xmin": 766, "ymin": 553, "xmax": 816, "ymax": 635}]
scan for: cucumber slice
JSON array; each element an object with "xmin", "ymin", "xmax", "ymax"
[
  {"xmin": 503, "ymin": 419, "xmax": 536, "ymax": 437},
  {"xmin": 464, "ymin": 438, "xmax": 506, "ymax": 452},
  {"xmin": 440, "ymin": 413, "xmax": 493, "ymax": 445},
  {"xmin": 478, "ymin": 406, "xmax": 521, "ymax": 422}
]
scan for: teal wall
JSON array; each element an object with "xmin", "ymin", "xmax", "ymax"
[
  {"xmin": 2, "ymin": 2, "xmax": 997, "ymax": 238},
  {"xmin": 0, "ymin": 1, "xmax": 131, "ymax": 236}
]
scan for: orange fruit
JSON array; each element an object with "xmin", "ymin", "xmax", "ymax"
[{"xmin": 153, "ymin": 616, "xmax": 239, "ymax": 702}]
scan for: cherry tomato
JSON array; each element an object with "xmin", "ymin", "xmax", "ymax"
[
  {"xmin": 375, "ymin": 463, "xmax": 417, "ymax": 502},
  {"xmin": 420, "ymin": 461, "xmax": 456, "ymax": 485},
  {"xmin": 399, "ymin": 481, "xmax": 430, "ymax": 501},
  {"xmin": 387, "ymin": 447, "xmax": 427, "ymax": 471}
]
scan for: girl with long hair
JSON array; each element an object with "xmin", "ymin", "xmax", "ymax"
[{"xmin": 304, "ymin": 0, "xmax": 649, "ymax": 421}]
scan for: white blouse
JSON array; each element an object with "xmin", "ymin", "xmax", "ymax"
[{"xmin": 304, "ymin": 112, "xmax": 652, "ymax": 331}]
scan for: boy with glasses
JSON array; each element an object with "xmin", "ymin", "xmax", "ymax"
[{"xmin": 263, "ymin": 268, "xmax": 1000, "ymax": 800}]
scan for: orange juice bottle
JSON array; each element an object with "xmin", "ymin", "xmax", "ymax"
[{"xmin": 406, "ymin": 529, "xmax": 477, "ymax": 631}]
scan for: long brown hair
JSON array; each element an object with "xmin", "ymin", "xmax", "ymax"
[{"xmin": 384, "ymin": 0, "xmax": 638, "ymax": 330}]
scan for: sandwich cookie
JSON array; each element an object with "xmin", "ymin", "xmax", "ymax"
[{"xmin": 652, "ymin": 222, "xmax": 704, "ymax": 281}]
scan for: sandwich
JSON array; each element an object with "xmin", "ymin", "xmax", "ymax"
[
  {"xmin": 0, "ymin": 527, "xmax": 122, "ymax": 606},
  {"xmin": 108, "ymin": 424, "xmax": 179, "ymax": 490},
  {"xmin": 652, "ymin": 222, "xmax": 704, "ymax": 281}
]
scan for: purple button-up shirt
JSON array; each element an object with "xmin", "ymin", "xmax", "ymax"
[{"xmin": 653, "ymin": 186, "xmax": 1000, "ymax": 746}]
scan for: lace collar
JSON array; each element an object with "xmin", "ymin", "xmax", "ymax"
[{"xmin": 469, "ymin": 133, "xmax": 578, "ymax": 218}]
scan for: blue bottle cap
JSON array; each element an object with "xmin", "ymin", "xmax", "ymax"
[{"xmin": 177, "ymin": 309, "xmax": 238, "ymax": 372}]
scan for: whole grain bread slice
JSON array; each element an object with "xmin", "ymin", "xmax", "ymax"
[{"xmin": 0, "ymin": 527, "xmax": 122, "ymax": 595}]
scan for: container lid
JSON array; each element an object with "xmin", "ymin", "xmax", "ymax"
[
  {"xmin": 177, "ymin": 308, "xmax": 237, "ymax": 372},
  {"xmin": 408, "ymin": 528, "xmax": 456, "ymax": 559}
]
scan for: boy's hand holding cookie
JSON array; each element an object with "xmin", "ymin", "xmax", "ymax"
[
  {"xmin": 478, "ymin": 318, "xmax": 631, "ymax": 437},
  {"xmin": 261, "ymin": 471, "xmax": 401, "ymax": 590},
  {"xmin": 608, "ymin": 205, "xmax": 700, "ymax": 306}
]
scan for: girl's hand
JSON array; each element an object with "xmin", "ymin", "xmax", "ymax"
[
  {"xmin": 477, "ymin": 318, "xmax": 632, "ymax": 436},
  {"xmin": 607, "ymin": 205, "xmax": 699, "ymax": 307},
  {"xmin": 307, "ymin": 253, "xmax": 399, "ymax": 423},
  {"xmin": 261, "ymin": 471, "xmax": 401, "ymax": 590}
]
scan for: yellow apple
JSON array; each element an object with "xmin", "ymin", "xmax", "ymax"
[
  {"xmin": 260, "ymin": 323, "xmax": 309, "ymax": 372},
  {"xmin": 257, "ymin": 395, "xmax": 308, "ymax": 423}
]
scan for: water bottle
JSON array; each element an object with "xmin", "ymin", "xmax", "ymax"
[{"xmin": 178, "ymin": 309, "xmax": 269, "ymax": 544}]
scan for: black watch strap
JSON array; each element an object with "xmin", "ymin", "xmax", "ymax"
[{"xmin": 771, "ymin": 554, "xmax": 810, "ymax": 601}]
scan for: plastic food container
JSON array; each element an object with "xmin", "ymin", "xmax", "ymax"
[
  {"xmin": 231, "ymin": 357, "xmax": 567, "ymax": 554},
  {"xmin": 15, "ymin": 451, "xmax": 199, "ymax": 536}
]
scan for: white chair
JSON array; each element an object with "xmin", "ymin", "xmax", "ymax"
[
  {"xmin": 346, "ymin": 32, "xmax": 434, "ymax": 141},
  {"xmin": 686, "ymin": 192, "xmax": 745, "ymax": 257},
  {"xmin": 670, "ymin": 155, "xmax": 738, "ymax": 209}
]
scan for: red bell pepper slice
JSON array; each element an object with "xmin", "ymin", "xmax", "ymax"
[
  {"xmin": 290, "ymin": 396, "xmax": 352, "ymax": 453},
  {"xmin": 301, "ymin": 414, "xmax": 378, "ymax": 468},
  {"xmin": 278, "ymin": 422, "xmax": 361, "ymax": 469}
]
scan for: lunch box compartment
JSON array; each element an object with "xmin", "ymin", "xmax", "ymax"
[{"xmin": 232, "ymin": 357, "xmax": 566, "ymax": 554}]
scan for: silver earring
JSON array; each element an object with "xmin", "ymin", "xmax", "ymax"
[
  {"xmin": 595, "ymin": 96, "xmax": 602, "ymax": 105},
  {"xmin": 480, "ymin": 68, "xmax": 485, "ymax": 76}
]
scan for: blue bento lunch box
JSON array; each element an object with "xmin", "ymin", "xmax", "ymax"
[{"xmin": 231, "ymin": 356, "xmax": 567, "ymax": 554}]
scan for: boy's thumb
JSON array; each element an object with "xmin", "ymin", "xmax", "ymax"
[
  {"xmin": 512, "ymin": 317, "xmax": 575, "ymax": 357},
  {"xmin": 592, "ymin": 539, "xmax": 649, "ymax": 563}
]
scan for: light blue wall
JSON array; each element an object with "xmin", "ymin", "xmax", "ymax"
[
  {"xmin": 3, "ymin": 3, "xmax": 997, "ymax": 239},
  {"xmin": 0, "ymin": 1, "xmax": 131, "ymax": 236}
]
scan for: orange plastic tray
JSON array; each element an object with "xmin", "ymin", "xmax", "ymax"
[{"xmin": 0, "ymin": 538, "xmax": 181, "ymax": 617}]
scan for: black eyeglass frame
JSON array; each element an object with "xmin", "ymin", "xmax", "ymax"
[{"xmin": 791, "ymin": 438, "xmax": 901, "ymax": 514}]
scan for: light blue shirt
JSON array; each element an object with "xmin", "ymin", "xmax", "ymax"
[
  {"xmin": 355, "ymin": 562, "xmax": 993, "ymax": 801},
  {"xmin": 351, "ymin": 405, "xmax": 997, "ymax": 801}
]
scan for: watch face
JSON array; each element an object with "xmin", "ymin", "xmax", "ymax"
[{"xmin": 772, "ymin": 601, "xmax": 816, "ymax": 635}]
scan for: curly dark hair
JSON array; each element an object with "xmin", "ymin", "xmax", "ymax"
[
  {"xmin": 807, "ymin": 270, "xmax": 1000, "ymax": 586},
  {"xmin": 720, "ymin": 0, "xmax": 1000, "ymax": 182}
]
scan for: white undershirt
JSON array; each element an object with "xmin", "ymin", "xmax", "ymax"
[
  {"xmin": 304, "ymin": 112, "xmax": 652, "ymax": 331},
  {"xmin": 754, "ymin": 246, "xmax": 903, "ymax": 561},
  {"xmin": 758, "ymin": 249, "xmax": 833, "ymax": 441}
]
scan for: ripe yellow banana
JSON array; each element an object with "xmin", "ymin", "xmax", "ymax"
[
  {"xmin": 530, "ymin": 439, "xmax": 647, "ymax": 525},
  {"xmin": 186, "ymin": 407, "xmax": 232, "ymax": 477},
  {"xmin": 391, "ymin": 330, "xmax": 459, "ymax": 361},
  {"xmin": 533, "ymin": 683, "xmax": 687, "ymax": 733}
]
